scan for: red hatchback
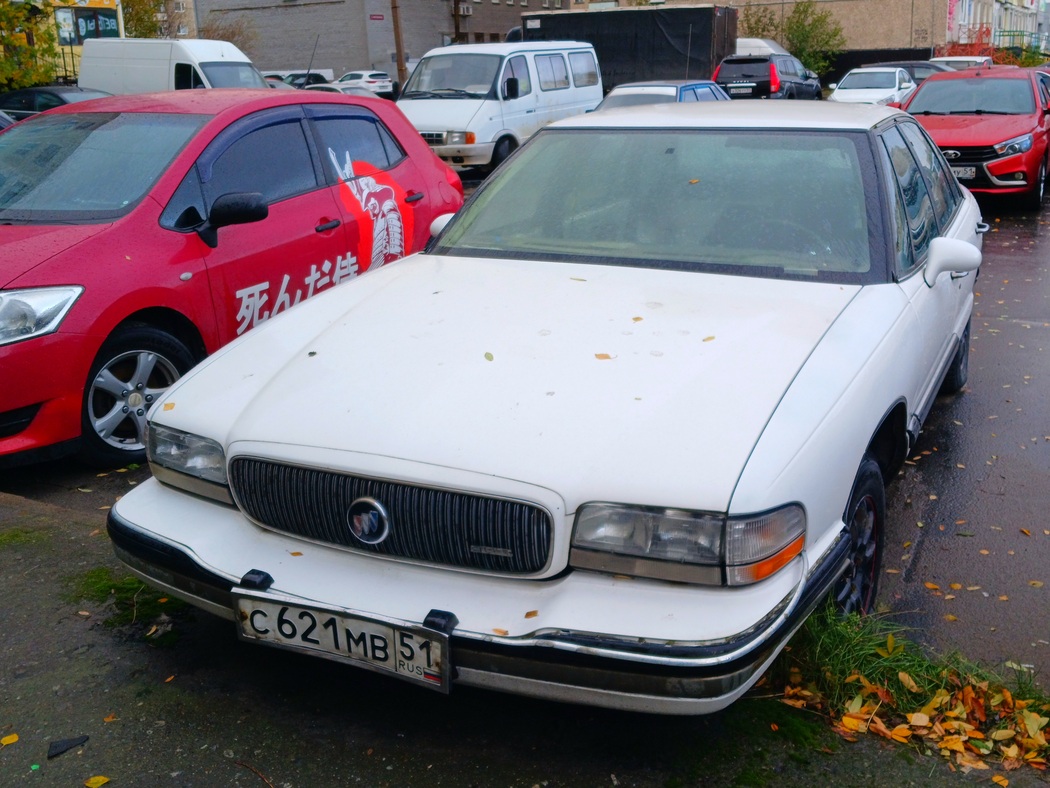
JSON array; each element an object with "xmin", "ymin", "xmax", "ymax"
[
  {"xmin": 0, "ymin": 90, "xmax": 463, "ymax": 467},
  {"xmin": 901, "ymin": 66, "xmax": 1050, "ymax": 209}
]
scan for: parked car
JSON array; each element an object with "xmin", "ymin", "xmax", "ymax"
[
  {"xmin": 305, "ymin": 83, "xmax": 377, "ymax": 98},
  {"xmin": 929, "ymin": 55, "xmax": 993, "ymax": 71},
  {"xmin": 284, "ymin": 72, "xmax": 330, "ymax": 88},
  {"xmin": 827, "ymin": 67, "xmax": 915, "ymax": 104},
  {"xmin": 593, "ymin": 79, "xmax": 729, "ymax": 111},
  {"xmin": 108, "ymin": 101, "xmax": 984, "ymax": 716},
  {"xmin": 901, "ymin": 66, "xmax": 1050, "ymax": 208},
  {"xmin": 0, "ymin": 85, "xmax": 111, "ymax": 120},
  {"xmin": 0, "ymin": 89, "xmax": 463, "ymax": 468},
  {"xmin": 712, "ymin": 52, "xmax": 822, "ymax": 99},
  {"xmin": 265, "ymin": 75, "xmax": 297, "ymax": 90},
  {"xmin": 863, "ymin": 60, "xmax": 954, "ymax": 85},
  {"xmin": 337, "ymin": 70, "xmax": 395, "ymax": 98}
]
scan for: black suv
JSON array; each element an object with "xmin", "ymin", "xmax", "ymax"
[{"xmin": 712, "ymin": 54, "xmax": 822, "ymax": 100}]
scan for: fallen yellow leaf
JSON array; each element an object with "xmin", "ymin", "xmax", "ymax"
[
  {"xmin": 594, "ymin": 353, "xmax": 613, "ymax": 360},
  {"xmin": 991, "ymin": 728, "xmax": 1017, "ymax": 741},
  {"xmin": 992, "ymin": 775, "xmax": 1009, "ymax": 787},
  {"xmin": 164, "ymin": 675, "xmax": 175, "ymax": 683},
  {"xmin": 950, "ymin": 583, "xmax": 962, "ymax": 590},
  {"xmin": 924, "ymin": 581, "xmax": 940, "ymax": 590},
  {"xmin": 0, "ymin": 733, "xmax": 18, "ymax": 746},
  {"xmin": 1021, "ymin": 529, "xmax": 1031, "ymax": 536},
  {"xmin": 484, "ymin": 352, "xmax": 494, "ymax": 361},
  {"xmin": 899, "ymin": 671, "xmax": 920, "ymax": 692},
  {"xmin": 524, "ymin": 610, "xmax": 538, "ymax": 619},
  {"xmin": 163, "ymin": 402, "xmax": 175, "ymax": 411},
  {"xmin": 703, "ymin": 336, "xmax": 716, "ymax": 342},
  {"xmin": 908, "ymin": 712, "xmax": 930, "ymax": 727},
  {"xmin": 85, "ymin": 778, "xmax": 110, "ymax": 788},
  {"xmin": 1029, "ymin": 581, "xmax": 1044, "ymax": 588},
  {"xmin": 492, "ymin": 628, "xmax": 509, "ymax": 636},
  {"xmin": 103, "ymin": 713, "xmax": 118, "ymax": 723},
  {"xmin": 945, "ymin": 614, "xmax": 958, "ymax": 622}
]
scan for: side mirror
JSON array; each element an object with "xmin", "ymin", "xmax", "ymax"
[
  {"xmin": 924, "ymin": 237, "xmax": 981, "ymax": 287},
  {"xmin": 503, "ymin": 77, "xmax": 519, "ymax": 100},
  {"xmin": 197, "ymin": 192, "xmax": 268, "ymax": 249},
  {"xmin": 429, "ymin": 213, "xmax": 455, "ymax": 237},
  {"xmin": 391, "ymin": 81, "xmax": 401, "ymax": 101},
  {"xmin": 828, "ymin": 83, "xmax": 838, "ymax": 90}
]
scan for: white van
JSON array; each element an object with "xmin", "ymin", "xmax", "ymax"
[
  {"xmin": 78, "ymin": 38, "xmax": 267, "ymax": 94},
  {"xmin": 397, "ymin": 41, "xmax": 602, "ymax": 172},
  {"xmin": 735, "ymin": 38, "xmax": 789, "ymax": 56}
]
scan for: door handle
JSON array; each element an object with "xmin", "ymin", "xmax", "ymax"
[
  {"xmin": 315, "ymin": 219, "xmax": 341, "ymax": 232},
  {"xmin": 405, "ymin": 192, "xmax": 425, "ymax": 203},
  {"xmin": 976, "ymin": 222, "xmax": 990, "ymax": 235}
]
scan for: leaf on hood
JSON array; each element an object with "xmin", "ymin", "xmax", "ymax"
[{"xmin": 484, "ymin": 352, "xmax": 494, "ymax": 361}]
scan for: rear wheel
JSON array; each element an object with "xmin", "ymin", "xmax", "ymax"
[
  {"xmin": 484, "ymin": 137, "xmax": 516, "ymax": 175},
  {"xmin": 940, "ymin": 318, "xmax": 971, "ymax": 395},
  {"xmin": 832, "ymin": 454, "xmax": 885, "ymax": 616},
  {"xmin": 79, "ymin": 325, "xmax": 197, "ymax": 467}
]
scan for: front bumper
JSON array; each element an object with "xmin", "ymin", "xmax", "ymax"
[
  {"xmin": 426, "ymin": 141, "xmax": 496, "ymax": 169},
  {"xmin": 108, "ymin": 477, "xmax": 850, "ymax": 715}
]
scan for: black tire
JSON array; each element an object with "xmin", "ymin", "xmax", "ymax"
[
  {"xmin": 1023, "ymin": 158, "xmax": 1046, "ymax": 211},
  {"xmin": 484, "ymin": 137, "xmax": 516, "ymax": 175},
  {"xmin": 832, "ymin": 454, "xmax": 885, "ymax": 616},
  {"xmin": 939, "ymin": 318, "xmax": 971, "ymax": 395},
  {"xmin": 79, "ymin": 325, "xmax": 197, "ymax": 467}
]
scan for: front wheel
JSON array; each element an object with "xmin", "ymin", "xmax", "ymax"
[
  {"xmin": 483, "ymin": 137, "xmax": 516, "ymax": 176},
  {"xmin": 832, "ymin": 454, "xmax": 885, "ymax": 616},
  {"xmin": 1023, "ymin": 158, "xmax": 1046, "ymax": 211},
  {"xmin": 80, "ymin": 325, "xmax": 197, "ymax": 467}
]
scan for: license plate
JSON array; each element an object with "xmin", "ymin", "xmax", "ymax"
[
  {"xmin": 234, "ymin": 591, "xmax": 451, "ymax": 692},
  {"xmin": 951, "ymin": 166, "xmax": 976, "ymax": 180},
  {"xmin": 729, "ymin": 87, "xmax": 751, "ymax": 95}
]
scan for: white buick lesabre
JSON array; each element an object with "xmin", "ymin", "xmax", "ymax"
[{"xmin": 108, "ymin": 102, "xmax": 985, "ymax": 715}]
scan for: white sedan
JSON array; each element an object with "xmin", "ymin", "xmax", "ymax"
[
  {"xmin": 828, "ymin": 67, "xmax": 916, "ymax": 104},
  {"xmin": 108, "ymin": 102, "xmax": 985, "ymax": 715}
]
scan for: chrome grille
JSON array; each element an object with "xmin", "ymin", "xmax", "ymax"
[
  {"xmin": 419, "ymin": 131, "xmax": 446, "ymax": 146},
  {"xmin": 229, "ymin": 458, "xmax": 552, "ymax": 574},
  {"xmin": 940, "ymin": 145, "xmax": 998, "ymax": 165}
]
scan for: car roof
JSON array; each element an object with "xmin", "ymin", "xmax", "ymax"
[
  {"xmin": 40, "ymin": 89, "xmax": 383, "ymax": 117},
  {"xmin": 920, "ymin": 65, "xmax": 1031, "ymax": 82},
  {"xmin": 843, "ymin": 67, "xmax": 903, "ymax": 74},
  {"xmin": 551, "ymin": 100, "xmax": 901, "ymax": 131},
  {"xmin": 865, "ymin": 60, "xmax": 951, "ymax": 69},
  {"xmin": 612, "ymin": 80, "xmax": 719, "ymax": 89},
  {"xmin": 422, "ymin": 40, "xmax": 592, "ymax": 57}
]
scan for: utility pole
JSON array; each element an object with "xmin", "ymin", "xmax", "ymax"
[
  {"xmin": 390, "ymin": 0, "xmax": 408, "ymax": 86},
  {"xmin": 452, "ymin": 1, "xmax": 462, "ymax": 44}
]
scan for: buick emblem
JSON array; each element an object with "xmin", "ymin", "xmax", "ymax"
[
  {"xmin": 943, "ymin": 150, "xmax": 962, "ymax": 160},
  {"xmin": 346, "ymin": 497, "xmax": 390, "ymax": 545}
]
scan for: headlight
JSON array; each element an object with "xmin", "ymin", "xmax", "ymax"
[
  {"xmin": 446, "ymin": 132, "xmax": 476, "ymax": 145},
  {"xmin": 0, "ymin": 286, "xmax": 83, "ymax": 347},
  {"xmin": 570, "ymin": 502, "xmax": 805, "ymax": 586},
  {"xmin": 147, "ymin": 422, "xmax": 232, "ymax": 503},
  {"xmin": 994, "ymin": 134, "xmax": 1033, "ymax": 157}
]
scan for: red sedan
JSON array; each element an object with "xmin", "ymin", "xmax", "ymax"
[
  {"xmin": 901, "ymin": 66, "xmax": 1050, "ymax": 209},
  {"xmin": 0, "ymin": 89, "xmax": 463, "ymax": 467}
]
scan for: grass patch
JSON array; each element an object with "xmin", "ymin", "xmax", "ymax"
[
  {"xmin": 70, "ymin": 566, "xmax": 187, "ymax": 634},
  {"xmin": 0, "ymin": 527, "xmax": 47, "ymax": 547}
]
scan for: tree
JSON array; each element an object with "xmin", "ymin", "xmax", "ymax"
[
  {"xmin": 121, "ymin": 0, "xmax": 162, "ymax": 38},
  {"xmin": 0, "ymin": 0, "xmax": 59, "ymax": 91},
  {"xmin": 780, "ymin": 0, "xmax": 845, "ymax": 77},
  {"xmin": 739, "ymin": 2, "xmax": 780, "ymax": 41},
  {"xmin": 197, "ymin": 13, "xmax": 258, "ymax": 58}
]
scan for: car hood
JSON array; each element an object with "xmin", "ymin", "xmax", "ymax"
[
  {"xmin": 162, "ymin": 254, "xmax": 860, "ymax": 512},
  {"xmin": 0, "ymin": 223, "xmax": 111, "ymax": 287},
  {"xmin": 910, "ymin": 113, "xmax": 1037, "ymax": 146},
  {"xmin": 395, "ymin": 97, "xmax": 484, "ymax": 132}
]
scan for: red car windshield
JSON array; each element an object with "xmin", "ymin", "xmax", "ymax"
[
  {"xmin": 0, "ymin": 112, "xmax": 207, "ymax": 222},
  {"xmin": 908, "ymin": 77, "xmax": 1035, "ymax": 115}
]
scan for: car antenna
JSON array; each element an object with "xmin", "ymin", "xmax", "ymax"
[{"xmin": 302, "ymin": 34, "xmax": 320, "ymax": 88}]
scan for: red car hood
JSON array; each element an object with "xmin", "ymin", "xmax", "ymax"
[
  {"xmin": 0, "ymin": 223, "xmax": 111, "ymax": 288},
  {"xmin": 912, "ymin": 113, "xmax": 1037, "ymax": 147}
]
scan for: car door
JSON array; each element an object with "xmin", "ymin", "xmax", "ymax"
[
  {"xmin": 160, "ymin": 105, "xmax": 350, "ymax": 342},
  {"xmin": 879, "ymin": 122, "xmax": 976, "ymax": 416},
  {"xmin": 306, "ymin": 103, "xmax": 436, "ymax": 272}
]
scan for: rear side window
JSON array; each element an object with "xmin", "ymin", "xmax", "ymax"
[
  {"xmin": 898, "ymin": 121, "xmax": 958, "ymax": 228},
  {"xmin": 535, "ymin": 54, "xmax": 569, "ymax": 91},
  {"xmin": 312, "ymin": 113, "xmax": 406, "ymax": 175},
  {"xmin": 568, "ymin": 51, "xmax": 599, "ymax": 87}
]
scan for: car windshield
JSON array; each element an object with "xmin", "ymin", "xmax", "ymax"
[
  {"xmin": 0, "ymin": 112, "xmax": 207, "ymax": 223},
  {"xmin": 908, "ymin": 77, "xmax": 1035, "ymax": 114},
  {"xmin": 839, "ymin": 72, "xmax": 896, "ymax": 89},
  {"xmin": 433, "ymin": 128, "xmax": 877, "ymax": 283},
  {"xmin": 200, "ymin": 62, "xmax": 268, "ymax": 88},
  {"xmin": 400, "ymin": 54, "xmax": 500, "ymax": 98}
]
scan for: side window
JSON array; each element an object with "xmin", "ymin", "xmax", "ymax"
[
  {"xmin": 881, "ymin": 126, "xmax": 936, "ymax": 272},
  {"xmin": 777, "ymin": 57, "xmax": 797, "ymax": 77},
  {"xmin": 312, "ymin": 113, "xmax": 406, "ymax": 176},
  {"xmin": 535, "ymin": 54, "xmax": 569, "ymax": 91},
  {"xmin": 568, "ymin": 51, "xmax": 599, "ymax": 87},
  {"xmin": 503, "ymin": 55, "xmax": 532, "ymax": 97},
  {"xmin": 899, "ymin": 121, "xmax": 958, "ymax": 228},
  {"xmin": 876, "ymin": 136, "xmax": 913, "ymax": 276},
  {"xmin": 160, "ymin": 165, "xmax": 207, "ymax": 230},
  {"xmin": 37, "ymin": 93, "xmax": 64, "ymax": 111},
  {"xmin": 680, "ymin": 89, "xmax": 698, "ymax": 102},
  {"xmin": 174, "ymin": 63, "xmax": 206, "ymax": 90},
  {"xmin": 695, "ymin": 86, "xmax": 720, "ymax": 101},
  {"xmin": 205, "ymin": 120, "xmax": 318, "ymax": 205}
]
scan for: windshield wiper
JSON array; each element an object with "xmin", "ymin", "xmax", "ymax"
[
  {"xmin": 400, "ymin": 90, "xmax": 440, "ymax": 99},
  {"xmin": 910, "ymin": 110, "xmax": 950, "ymax": 115},
  {"xmin": 431, "ymin": 88, "xmax": 478, "ymax": 98}
]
